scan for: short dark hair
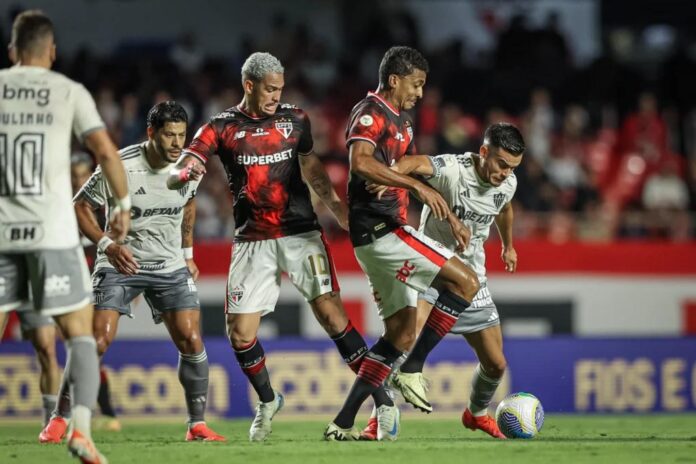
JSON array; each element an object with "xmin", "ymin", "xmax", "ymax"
[
  {"xmin": 146, "ymin": 101, "xmax": 188, "ymax": 130},
  {"xmin": 378, "ymin": 46, "xmax": 429, "ymax": 89},
  {"xmin": 483, "ymin": 123, "xmax": 526, "ymax": 156},
  {"xmin": 11, "ymin": 10, "xmax": 53, "ymax": 55}
]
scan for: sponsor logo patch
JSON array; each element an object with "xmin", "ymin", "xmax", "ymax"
[{"xmin": 359, "ymin": 115, "xmax": 374, "ymax": 126}]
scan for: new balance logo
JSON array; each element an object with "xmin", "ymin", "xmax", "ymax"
[{"xmin": 134, "ymin": 186, "xmax": 146, "ymax": 195}]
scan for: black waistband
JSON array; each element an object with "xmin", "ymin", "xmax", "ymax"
[{"xmin": 350, "ymin": 224, "xmax": 399, "ymax": 247}]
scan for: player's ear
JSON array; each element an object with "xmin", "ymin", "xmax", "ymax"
[
  {"xmin": 480, "ymin": 144, "xmax": 488, "ymax": 159},
  {"xmin": 146, "ymin": 126, "xmax": 154, "ymax": 140},
  {"xmin": 388, "ymin": 74, "xmax": 399, "ymax": 90},
  {"xmin": 243, "ymin": 79, "xmax": 254, "ymax": 95},
  {"xmin": 8, "ymin": 45, "xmax": 17, "ymax": 64}
]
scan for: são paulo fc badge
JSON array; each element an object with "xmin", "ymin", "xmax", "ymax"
[
  {"xmin": 275, "ymin": 121, "xmax": 293, "ymax": 139},
  {"xmin": 231, "ymin": 286, "xmax": 244, "ymax": 303}
]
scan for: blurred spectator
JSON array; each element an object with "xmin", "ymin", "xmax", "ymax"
[
  {"xmin": 642, "ymin": 160, "xmax": 690, "ymax": 210},
  {"xmin": 619, "ymin": 92, "xmax": 668, "ymax": 163}
]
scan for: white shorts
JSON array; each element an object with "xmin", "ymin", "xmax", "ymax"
[
  {"xmin": 354, "ymin": 225, "xmax": 454, "ymax": 320},
  {"xmin": 225, "ymin": 230, "xmax": 339, "ymax": 315}
]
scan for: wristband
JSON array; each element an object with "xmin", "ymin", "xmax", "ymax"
[
  {"xmin": 114, "ymin": 195, "xmax": 131, "ymax": 211},
  {"xmin": 183, "ymin": 247, "xmax": 193, "ymax": 259},
  {"xmin": 97, "ymin": 236, "xmax": 114, "ymax": 253}
]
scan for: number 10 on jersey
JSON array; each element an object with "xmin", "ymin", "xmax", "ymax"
[{"xmin": 0, "ymin": 133, "xmax": 45, "ymax": 196}]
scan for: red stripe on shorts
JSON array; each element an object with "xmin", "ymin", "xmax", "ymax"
[
  {"xmin": 394, "ymin": 227, "xmax": 448, "ymax": 267},
  {"xmin": 320, "ymin": 232, "xmax": 341, "ymax": 292}
]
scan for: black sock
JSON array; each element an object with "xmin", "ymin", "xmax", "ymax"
[
  {"xmin": 331, "ymin": 321, "xmax": 394, "ymax": 408},
  {"xmin": 97, "ymin": 366, "xmax": 116, "ymax": 417},
  {"xmin": 333, "ymin": 337, "xmax": 402, "ymax": 429},
  {"xmin": 401, "ymin": 290, "xmax": 470, "ymax": 374},
  {"xmin": 234, "ymin": 338, "xmax": 275, "ymax": 403}
]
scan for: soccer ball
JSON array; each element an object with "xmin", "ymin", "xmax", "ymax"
[{"xmin": 495, "ymin": 392, "xmax": 544, "ymax": 439}]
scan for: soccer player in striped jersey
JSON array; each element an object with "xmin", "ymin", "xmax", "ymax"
[
  {"xmin": 368, "ymin": 123, "xmax": 525, "ymax": 439},
  {"xmin": 168, "ymin": 52, "xmax": 394, "ymax": 442},
  {"xmin": 41, "ymin": 102, "xmax": 225, "ymax": 443},
  {"xmin": 325, "ymin": 46, "xmax": 481, "ymax": 441},
  {"xmin": 0, "ymin": 10, "xmax": 130, "ymax": 463}
]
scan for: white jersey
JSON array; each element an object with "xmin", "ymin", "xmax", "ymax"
[
  {"xmin": 76, "ymin": 143, "xmax": 198, "ymax": 274},
  {"xmin": 0, "ymin": 65, "xmax": 104, "ymax": 251},
  {"xmin": 419, "ymin": 153, "xmax": 517, "ymax": 285}
]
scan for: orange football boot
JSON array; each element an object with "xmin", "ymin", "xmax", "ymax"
[
  {"xmin": 39, "ymin": 416, "xmax": 68, "ymax": 444},
  {"xmin": 462, "ymin": 408, "xmax": 507, "ymax": 439},
  {"xmin": 185, "ymin": 422, "xmax": 226, "ymax": 442},
  {"xmin": 359, "ymin": 417, "xmax": 378, "ymax": 441}
]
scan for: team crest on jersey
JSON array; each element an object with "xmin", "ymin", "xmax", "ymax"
[
  {"xmin": 359, "ymin": 115, "xmax": 374, "ymax": 126},
  {"xmin": 493, "ymin": 192, "xmax": 506, "ymax": 208},
  {"xmin": 275, "ymin": 121, "xmax": 293, "ymax": 139},
  {"xmin": 230, "ymin": 286, "xmax": 244, "ymax": 303}
]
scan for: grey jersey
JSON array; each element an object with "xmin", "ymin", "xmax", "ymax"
[
  {"xmin": 76, "ymin": 143, "xmax": 198, "ymax": 274},
  {"xmin": 419, "ymin": 153, "xmax": 517, "ymax": 285},
  {"xmin": 0, "ymin": 66, "xmax": 104, "ymax": 251}
]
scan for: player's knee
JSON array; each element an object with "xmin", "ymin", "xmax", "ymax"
[
  {"xmin": 450, "ymin": 269, "xmax": 480, "ymax": 301},
  {"xmin": 178, "ymin": 331, "xmax": 203, "ymax": 354},
  {"xmin": 226, "ymin": 326, "xmax": 254, "ymax": 350},
  {"xmin": 94, "ymin": 335, "xmax": 112, "ymax": 356},
  {"xmin": 482, "ymin": 358, "xmax": 507, "ymax": 379}
]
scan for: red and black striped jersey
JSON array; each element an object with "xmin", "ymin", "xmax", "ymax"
[
  {"xmin": 346, "ymin": 92, "xmax": 416, "ymax": 245},
  {"xmin": 186, "ymin": 103, "xmax": 319, "ymax": 242}
]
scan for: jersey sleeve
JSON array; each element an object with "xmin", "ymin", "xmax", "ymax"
[
  {"xmin": 72, "ymin": 84, "xmax": 105, "ymax": 142},
  {"xmin": 346, "ymin": 106, "xmax": 385, "ymax": 147},
  {"xmin": 425, "ymin": 154, "xmax": 459, "ymax": 193},
  {"xmin": 74, "ymin": 167, "xmax": 109, "ymax": 208},
  {"xmin": 185, "ymin": 122, "xmax": 219, "ymax": 163},
  {"xmin": 297, "ymin": 112, "xmax": 314, "ymax": 155}
]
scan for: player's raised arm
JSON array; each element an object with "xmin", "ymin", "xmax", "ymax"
[
  {"xmin": 181, "ymin": 198, "xmax": 199, "ymax": 280},
  {"xmin": 495, "ymin": 201, "xmax": 517, "ymax": 273},
  {"xmin": 299, "ymin": 152, "xmax": 349, "ymax": 231},
  {"xmin": 350, "ymin": 141, "xmax": 449, "ymax": 220},
  {"xmin": 84, "ymin": 128, "xmax": 131, "ymax": 242}
]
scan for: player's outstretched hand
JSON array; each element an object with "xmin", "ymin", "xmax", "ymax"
[
  {"xmin": 447, "ymin": 215, "xmax": 471, "ymax": 252},
  {"xmin": 186, "ymin": 259, "xmax": 200, "ymax": 281},
  {"xmin": 413, "ymin": 182, "xmax": 449, "ymax": 220},
  {"xmin": 181, "ymin": 162, "xmax": 206, "ymax": 183},
  {"xmin": 105, "ymin": 243, "xmax": 139, "ymax": 275},
  {"xmin": 501, "ymin": 246, "xmax": 517, "ymax": 273},
  {"xmin": 108, "ymin": 208, "xmax": 131, "ymax": 243}
]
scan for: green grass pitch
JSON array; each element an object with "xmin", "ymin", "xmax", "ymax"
[{"xmin": 2, "ymin": 415, "xmax": 696, "ymax": 464}]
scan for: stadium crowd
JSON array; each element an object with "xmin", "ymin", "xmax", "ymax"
[{"xmin": 3, "ymin": 6, "xmax": 695, "ymax": 242}]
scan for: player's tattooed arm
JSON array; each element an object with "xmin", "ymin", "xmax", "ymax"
[
  {"xmin": 167, "ymin": 154, "xmax": 206, "ymax": 190},
  {"xmin": 299, "ymin": 152, "xmax": 349, "ymax": 231},
  {"xmin": 495, "ymin": 201, "xmax": 517, "ymax": 273},
  {"xmin": 182, "ymin": 198, "xmax": 200, "ymax": 280},
  {"xmin": 181, "ymin": 198, "xmax": 196, "ymax": 248}
]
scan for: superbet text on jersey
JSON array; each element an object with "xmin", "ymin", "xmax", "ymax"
[
  {"xmin": 346, "ymin": 92, "xmax": 416, "ymax": 245},
  {"xmin": 185, "ymin": 103, "xmax": 319, "ymax": 242}
]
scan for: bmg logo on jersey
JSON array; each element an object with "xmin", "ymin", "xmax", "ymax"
[
  {"xmin": 395, "ymin": 260, "xmax": 416, "ymax": 283},
  {"xmin": 2, "ymin": 84, "xmax": 50, "ymax": 106}
]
